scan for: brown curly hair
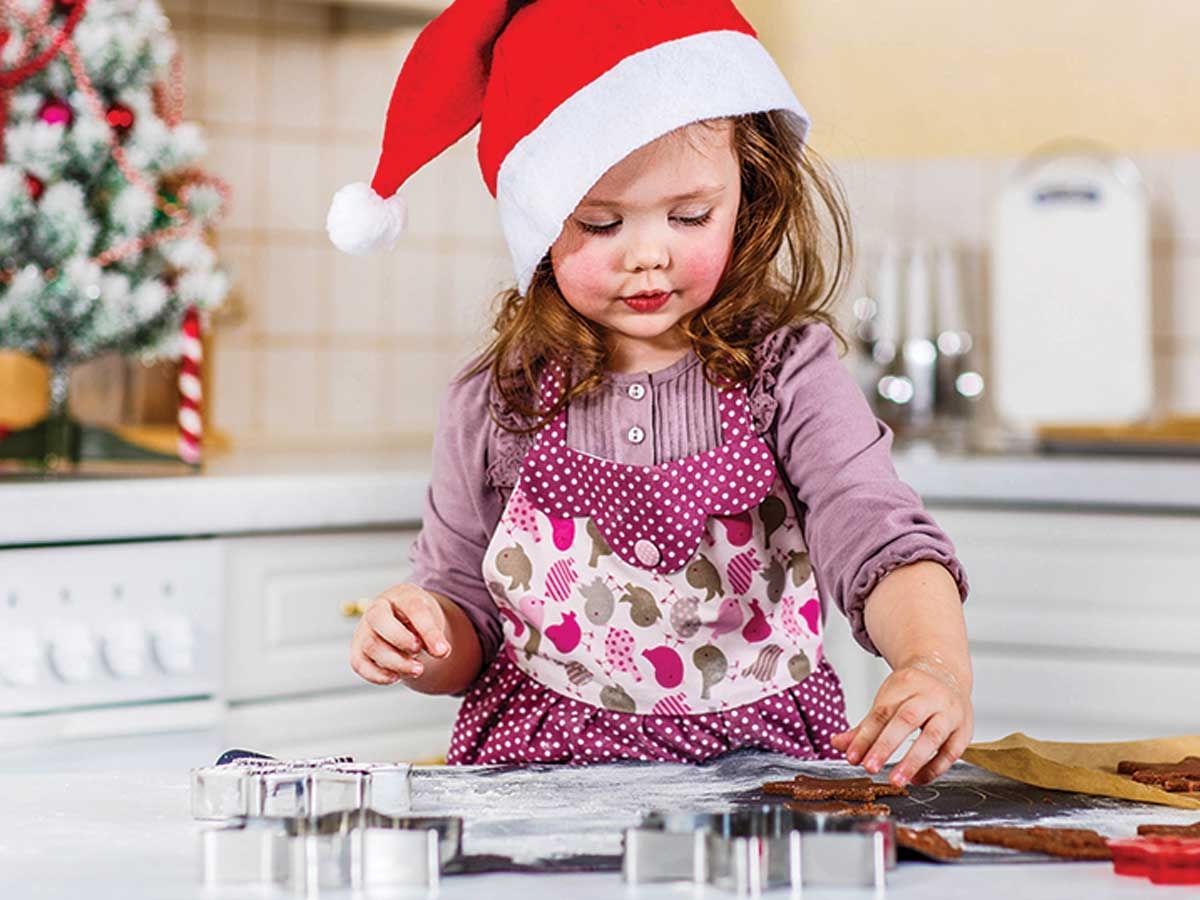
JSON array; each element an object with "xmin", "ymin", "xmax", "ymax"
[{"xmin": 467, "ymin": 110, "xmax": 853, "ymax": 434}]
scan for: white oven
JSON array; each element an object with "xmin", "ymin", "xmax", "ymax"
[
  {"xmin": 0, "ymin": 539, "xmax": 224, "ymax": 748},
  {"xmin": 1, "ymin": 529, "xmax": 461, "ymax": 763}
]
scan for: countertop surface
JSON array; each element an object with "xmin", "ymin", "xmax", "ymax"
[
  {"xmin": 1, "ymin": 732, "xmax": 1195, "ymax": 900},
  {"xmin": 3, "ymin": 444, "xmax": 1200, "ymax": 547}
]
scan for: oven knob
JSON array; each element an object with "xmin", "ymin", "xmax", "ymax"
[
  {"xmin": 151, "ymin": 616, "xmax": 196, "ymax": 675},
  {"xmin": 48, "ymin": 624, "xmax": 98, "ymax": 683},
  {"xmin": 102, "ymin": 621, "xmax": 148, "ymax": 678},
  {"xmin": 0, "ymin": 627, "xmax": 40, "ymax": 687}
]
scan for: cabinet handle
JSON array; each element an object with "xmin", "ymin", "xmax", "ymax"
[{"xmin": 340, "ymin": 598, "xmax": 369, "ymax": 619}]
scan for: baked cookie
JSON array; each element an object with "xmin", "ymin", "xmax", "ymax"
[
  {"xmin": 1137, "ymin": 822, "xmax": 1200, "ymax": 838},
  {"xmin": 1116, "ymin": 756, "xmax": 1200, "ymax": 775},
  {"xmin": 962, "ymin": 826, "xmax": 1112, "ymax": 860},
  {"xmin": 762, "ymin": 774, "xmax": 908, "ymax": 802},
  {"xmin": 896, "ymin": 826, "xmax": 962, "ymax": 861},
  {"xmin": 1118, "ymin": 756, "xmax": 1200, "ymax": 792},
  {"xmin": 785, "ymin": 800, "xmax": 892, "ymax": 817}
]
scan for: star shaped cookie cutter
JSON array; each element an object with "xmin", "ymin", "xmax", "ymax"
[
  {"xmin": 190, "ymin": 758, "xmax": 412, "ymax": 819},
  {"xmin": 199, "ymin": 809, "xmax": 463, "ymax": 891},
  {"xmin": 623, "ymin": 805, "xmax": 894, "ymax": 893}
]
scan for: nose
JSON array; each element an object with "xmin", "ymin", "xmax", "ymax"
[{"xmin": 623, "ymin": 225, "xmax": 670, "ymax": 273}]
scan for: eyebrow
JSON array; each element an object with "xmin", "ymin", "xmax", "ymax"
[{"xmin": 577, "ymin": 184, "xmax": 726, "ymax": 211}]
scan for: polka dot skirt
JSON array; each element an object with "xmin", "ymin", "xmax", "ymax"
[{"xmin": 446, "ymin": 653, "xmax": 851, "ymax": 765}]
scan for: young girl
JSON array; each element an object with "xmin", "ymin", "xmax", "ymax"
[{"xmin": 329, "ymin": 0, "xmax": 972, "ymax": 788}]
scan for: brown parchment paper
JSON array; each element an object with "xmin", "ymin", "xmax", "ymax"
[{"xmin": 962, "ymin": 733, "xmax": 1200, "ymax": 810}]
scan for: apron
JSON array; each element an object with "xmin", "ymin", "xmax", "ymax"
[{"xmin": 480, "ymin": 360, "xmax": 827, "ymax": 716}]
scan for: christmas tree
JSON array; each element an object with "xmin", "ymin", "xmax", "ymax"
[{"xmin": 0, "ymin": 0, "xmax": 229, "ymax": 469}]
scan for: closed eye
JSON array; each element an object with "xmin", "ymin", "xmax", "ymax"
[
  {"xmin": 575, "ymin": 209, "xmax": 712, "ymax": 235},
  {"xmin": 673, "ymin": 210, "xmax": 713, "ymax": 227},
  {"xmin": 577, "ymin": 219, "xmax": 620, "ymax": 235}
]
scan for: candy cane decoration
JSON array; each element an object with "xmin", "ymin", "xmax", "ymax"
[{"xmin": 177, "ymin": 307, "xmax": 202, "ymax": 465}]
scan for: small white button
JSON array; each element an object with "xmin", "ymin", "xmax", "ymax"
[
  {"xmin": 634, "ymin": 539, "xmax": 661, "ymax": 566},
  {"xmin": 627, "ymin": 426, "xmax": 645, "ymax": 444},
  {"xmin": 627, "ymin": 383, "xmax": 647, "ymax": 400},
  {"xmin": 49, "ymin": 624, "xmax": 98, "ymax": 683},
  {"xmin": 102, "ymin": 621, "xmax": 148, "ymax": 678}
]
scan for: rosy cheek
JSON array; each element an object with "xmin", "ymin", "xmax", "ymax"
[
  {"xmin": 679, "ymin": 234, "xmax": 733, "ymax": 293},
  {"xmin": 554, "ymin": 248, "xmax": 611, "ymax": 299}
]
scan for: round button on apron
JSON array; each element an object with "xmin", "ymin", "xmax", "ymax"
[
  {"xmin": 627, "ymin": 383, "xmax": 647, "ymax": 400},
  {"xmin": 633, "ymin": 539, "xmax": 661, "ymax": 566},
  {"xmin": 627, "ymin": 425, "xmax": 646, "ymax": 444}
]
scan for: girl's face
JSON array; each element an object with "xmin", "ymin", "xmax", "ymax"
[{"xmin": 549, "ymin": 121, "xmax": 741, "ymax": 372}]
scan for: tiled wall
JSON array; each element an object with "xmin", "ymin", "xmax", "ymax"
[
  {"xmin": 166, "ymin": 0, "xmax": 1200, "ymax": 452},
  {"xmin": 166, "ymin": 0, "xmax": 511, "ymax": 451}
]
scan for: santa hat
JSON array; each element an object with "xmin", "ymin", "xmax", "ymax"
[{"xmin": 326, "ymin": 0, "xmax": 809, "ymax": 293}]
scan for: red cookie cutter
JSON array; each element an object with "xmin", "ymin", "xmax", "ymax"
[{"xmin": 1108, "ymin": 837, "xmax": 1200, "ymax": 885}]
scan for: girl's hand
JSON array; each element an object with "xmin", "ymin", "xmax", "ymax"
[
  {"xmin": 349, "ymin": 584, "xmax": 452, "ymax": 684},
  {"xmin": 830, "ymin": 655, "xmax": 974, "ymax": 787}
]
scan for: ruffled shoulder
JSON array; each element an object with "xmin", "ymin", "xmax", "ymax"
[
  {"xmin": 748, "ymin": 323, "xmax": 809, "ymax": 435},
  {"xmin": 484, "ymin": 379, "xmax": 537, "ymax": 490}
]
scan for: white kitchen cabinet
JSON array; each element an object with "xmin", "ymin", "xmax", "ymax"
[
  {"xmin": 222, "ymin": 529, "xmax": 459, "ymax": 761},
  {"xmin": 827, "ymin": 506, "xmax": 1200, "ymax": 747}
]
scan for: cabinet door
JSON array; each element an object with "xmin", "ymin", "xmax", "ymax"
[
  {"xmin": 931, "ymin": 507, "xmax": 1200, "ymax": 742},
  {"xmin": 224, "ymin": 531, "xmax": 418, "ymax": 701}
]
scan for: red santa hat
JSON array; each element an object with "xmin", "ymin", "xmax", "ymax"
[{"xmin": 326, "ymin": 0, "xmax": 809, "ymax": 293}]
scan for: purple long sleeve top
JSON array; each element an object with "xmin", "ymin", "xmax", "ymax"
[{"xmin": 409, "ymin": 322, "xmax": 968, "ymax": 675}]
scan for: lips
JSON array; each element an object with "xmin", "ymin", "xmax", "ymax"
[{"xmin": 622, "ymin": 291, "xmax": 671, "ymax": 313}]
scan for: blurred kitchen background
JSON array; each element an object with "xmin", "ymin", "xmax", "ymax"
[
  {"xmin": 2, "ymin": 0, "xmax": 1198, "ymax": 763},
  {"xmin": 4, "ymin": 0, "xmax": 1197, "ymax": 448}
]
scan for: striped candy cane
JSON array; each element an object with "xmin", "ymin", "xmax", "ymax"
[{"xmin": 177, "ymin": 307, "xmax": 203, "ymax": 465}]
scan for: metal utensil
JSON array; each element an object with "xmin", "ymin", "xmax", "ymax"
[
  {"xmin": 198, "ymin": 809, "xmax": 461, "ymax": 892},
  {"xmin": 623, "ymin": 805, "xmax": 893, "ymax": 894}
]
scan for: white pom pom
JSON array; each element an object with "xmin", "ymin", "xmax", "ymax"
[{"xmin": 326, "ymin": 182, "xmax": 407, "ymax": 254}]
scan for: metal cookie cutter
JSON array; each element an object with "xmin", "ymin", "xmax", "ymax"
[
  {"xmin": 199, "ymin": 809, "xmax": 462, "ymax": 892},
  {"xmin": 624, "ymin": 805, "xmax": 894, "ymax": 894},
  {"xmin": 190, "ymin": 760, "xmax": 412, "ymax": 819}
]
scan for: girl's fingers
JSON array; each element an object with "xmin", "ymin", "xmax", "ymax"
[
  {"xmin": 392, "ymin": 593, "xmax": 451, "ymax": 658},
  {"xmin": 889, "ymin": 712, "xmax": 952, "ymax": 786},
  {"xmin": 844, "ymin": 691, "xmax": 904, "ymax": 766},
  {"xmin": 365, "ymin": 600, "xmax": 423, "ymax": 655},
  {"xmin": 857, "ymin": 696, "xmax": 938, "ymax": 776},
  {"xmin": 830, "ymin": 727, "xmax": 858, "ymax": 751},
  {"xmin": 910, "ymin": 746, "xmax": 957, "ymax": 785},
  {"xmin": 350, "ymin": 652, "xmax": 400, "ymax": 685},
  {"xmin": 910, "ymin": 726, "xmax": 971, "ymax": 784},
  {"xmin": 361, "ymin": 635, "xmax": 424, "ymax": 677}
]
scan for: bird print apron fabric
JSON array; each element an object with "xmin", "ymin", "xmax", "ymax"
[{"xmin": 480, "ymin": 363, "xmax": 826, "ymax": 716}]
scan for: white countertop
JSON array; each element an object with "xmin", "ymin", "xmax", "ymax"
[
  {"xmin": 3, "ymin": 445, "xmax": 1200, "ymax": 547},
  {"xmin": 0, "ymin": 732, "xmax": 1192, "ymax": 900}
]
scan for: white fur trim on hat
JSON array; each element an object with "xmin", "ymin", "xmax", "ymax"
[
  {"xmin": 326, "ymin": 182, "xmax": 408, "ymax": 254},
  {"xmin": 496, "ymin": 30, "xmax": 809, "ymax": 293}
]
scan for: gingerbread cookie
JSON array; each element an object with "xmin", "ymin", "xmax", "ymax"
[
  {"xmin": 962, "ymin": 826, "xmax": 1112, "ymax": 860},
  {"xmin": 785, "ymin": 800, "xmax": 892, "ymax": 817},
  {"xmin": 1118, "ymin": 756, "xmax": 1200, "ymax": 792},
  {"xmin": 1137, "ymin": 822, "xmax": 1200, "ymax": 838},
  {"xmin": 896, "ymin": 826, "xmax": 962, "ymax": 861},
  {"xmin": 762, "ymin": 774, "xmax": 908, "ymax": 802},
  {"xmin": 1117, "ymin": 756, "xmax": 1200, "ymax": 775}
]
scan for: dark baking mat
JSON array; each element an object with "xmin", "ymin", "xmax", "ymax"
[{"xmin": 409, "ymin": 751, "xmax": 1193, "ymax": 871}]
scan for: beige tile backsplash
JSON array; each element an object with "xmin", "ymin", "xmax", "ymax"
[{"xmin": 161, "ymin": 0, "xmax": 1199, "ymax": 452}]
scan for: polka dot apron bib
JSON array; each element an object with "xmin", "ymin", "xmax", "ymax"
[{"xmin": 481, "ymin": 361, "xmax": 826, "ymax": 716}]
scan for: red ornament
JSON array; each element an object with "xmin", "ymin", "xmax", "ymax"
[
  {"xmin": 106, "ymin": 102, "xmax": 135, "ymax": 138},
  {"xmin": 25, "ymin": 174, "xmax": 44, "ymax": 200},
  {"xmin": 39, "ymin": 98, "xmax": 73, "ymax": 127}
]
